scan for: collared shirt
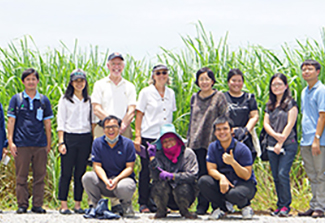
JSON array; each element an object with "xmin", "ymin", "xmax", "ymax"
[
  {"xmin": 91, "ymin": 76, "xmax": 136, "ymax": 122},
  {"xmin": 301, "ymin": 80, "xmax": 325, "ymax": 146},
  {"xmin": 136, "ymin": 85, "xmax": 176, "ymax": 138},
  {"xmin": 91, "ymin": 135, "xmax": 136, "ymax": 179},
  {"xmin": 206, "ymin": 138, "xmax": 256, "ymax": 185},
  {"xmin": 57, "ymin": 95, "xmax": 95, "ymax": 133},
  {"xmin": 7, "ymin": 91, "xmax": 53, "ymax": 147}
]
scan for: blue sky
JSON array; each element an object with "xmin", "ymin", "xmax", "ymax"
[{"xmin": 1, "ymin": 0, "xmax": 324, "ymax": 61}]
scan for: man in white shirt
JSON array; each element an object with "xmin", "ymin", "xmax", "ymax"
[{"xmin": 91, "ymin": 52, "xmax": 136, "ymax": 139}]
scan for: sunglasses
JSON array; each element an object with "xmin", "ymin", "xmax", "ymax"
[
  {"xmin": 72, "ymin": 72, "xmax": 85, "ymax": 76},
  {"xmin": 155, "ymin": 71, "xmax": 168, "ymax": 76}
]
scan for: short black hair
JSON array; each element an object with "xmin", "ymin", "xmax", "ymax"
[
  {"xmin": 21, "ymin": 68, "xmax": 39, "ymax": 82},
  {"xmin": 300, "ymin": 60, "xmax": 321, "ymax": 71},
  {"xmin": 227, "ymin": 68, "xmax": 244, "ymax": 82},
  {"xmin": 102, "ymin": 115, "xmax": 122, "ymax": 128},
  {"xmin": 212, "ymin": 115, "xmax": 233, "ymax": 132},
  {"xmin": 195, "ymin": 67, "xmax": 216, "ymax": 87}
]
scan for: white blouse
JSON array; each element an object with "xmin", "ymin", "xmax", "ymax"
[
  {"xmin": 136, "ymin": 85, "xmax": 176, "ymax": 138},
  {"xmin": 57, "ymin": 95, "xmax": 93, "ymax": 134}
]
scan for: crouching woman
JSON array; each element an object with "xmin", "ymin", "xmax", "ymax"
[{"xmin": 147, "ymin": 123, "xmax": 199, "ymax": 219}]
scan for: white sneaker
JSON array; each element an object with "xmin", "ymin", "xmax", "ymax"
[
  {"xmin": 208, "ymin": 208, "xmax": 225, "ymax": 220},
  {"xmin": 242, "ymin": 206, "xmax": 254, "ymax": 219},
  {"xmin": 225, "ymin": 201, "xmax": 235, "ymax": 213}
]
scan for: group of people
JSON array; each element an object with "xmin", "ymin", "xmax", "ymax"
[{"xmin": 0, "ymin": 54, "xmax": 324, "ymax": 220}]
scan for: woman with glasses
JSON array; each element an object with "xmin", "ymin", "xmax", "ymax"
[
  {"xmin": 134, "ymin": 64, "xmax": 176, "ymax": 213},
  {"xmin": 224, "ymin": 69, "xmax": 259, "ymax": 161},
  {"xmin": 263, "ymin": 73, "xmax": 298, "ymax": 217},
  {"xmin": 187, "ymin": 67, "xmax": 228, "ymax": 215},
  {"xmin": 57, "ymin": 69, "xmax": 95, "ymax": 214}
]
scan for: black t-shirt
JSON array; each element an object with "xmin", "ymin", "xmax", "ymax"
[{"xmin": 224, "ymin": 92, "xmax": 258, "ymax": 127}]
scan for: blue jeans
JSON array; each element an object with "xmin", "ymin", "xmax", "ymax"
[{"xmin": 268, "ymin": 143, "xmax": 298, "ymax": 209}]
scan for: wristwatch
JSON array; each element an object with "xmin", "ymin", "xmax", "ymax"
[
  {"xmin": 315, "ymin": 134, "xmax": 321, "ymax": 139},
  {"xmin": 58, "ymin": 142, "xmax": 65, "ymax": 146}
]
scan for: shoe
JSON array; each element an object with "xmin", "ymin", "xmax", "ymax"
[
  {"xmin": 59, "ymin": 209, "xmax": 72, "ymax": 215},
  {"xmin": 225, "ymin": 201, "xmax": 235, "ymax": 213},
  {"xmin": 312, "ymin": 210, "xmax": 324, "ymax": 218},
  {"xmin": 139, "ymin": 205, "xmax": 150, "ymax": 213},
  {"xmin": 111, "ymin": 204, "xmax": 124, "ymax": 216},
  {"xmin": 74, "ymin": 208, "xmax": 85, "ymax": 214},
  {"xmin": 182, "ymin": 211, "xmax": 198, "ymax": 219},
  {"xmin": 208, "ymin": 208, "xmax": 225, "ymax": 220},
  {"xmin": 0, "ymin": 210, "xmax": 2, "ymax": 213},
  {"xmin": 270, "ymin": 208, "xmax": 280, "ymax": 216},
  {"xmin": 121, "ymin": 202, "xmax": 134, "ymax": 218},
  {"xmin": 17, "ymin": 207, "xmax": 27, "ymax": 214},
  {"xmin": 278, "ymin": 206, "xmax": 290, "ymax": 217},
  {"xmin": 242, "ymin": 206, "xmax": 254, "ymax": 219},
  {"xmin": 31, "ymin": 206, "xmax": 46, "ymax": 214},
  {"xmin": 298, "ymin": 208, "xmax": 314, "ymax": 216},
  {"xmin": 152, "ymin": 211, "xmax": 167, "ymax": 219}
]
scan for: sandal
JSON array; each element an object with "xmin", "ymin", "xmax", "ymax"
[
  {"xmin": 74, "ymin": 208, "xmax": 85, "ymax": 214},
  {"xmin": 140, "ymin": 205, "xmax": 150, "ymax": 213},
  {"xmin": 59, "ymin": 209, "xmax": 72, "ymax": 215}
]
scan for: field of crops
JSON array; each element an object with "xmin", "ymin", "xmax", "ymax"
[{"xmin": 1, "ymin": 22, "xmax": 325, "ymax": 212}]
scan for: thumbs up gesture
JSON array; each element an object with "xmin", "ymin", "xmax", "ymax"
[{"xmin": 222, "ymin": 149, "xmax": 235, "ymax": 165}]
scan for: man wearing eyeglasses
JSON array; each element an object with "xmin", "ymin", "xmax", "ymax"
[
  {"xmin": 91, "ymin": 52, "xmax": 136, "ymax": 139},
  {"xmin": 82, "ymin": 115, "xmax": 136, "ymax": 217}
]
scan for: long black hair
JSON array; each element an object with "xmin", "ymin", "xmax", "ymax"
[
  {"xmin": 64, "ymin": 69, "xmax": 90, "ymax": 103},
  {"xmin": 267, "ymin": 73, "xmax": 292, "ymax": 112}
]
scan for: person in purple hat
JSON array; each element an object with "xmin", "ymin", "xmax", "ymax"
[{"xmin": 147, "ymin": 123, "xmax": 198, "ymax": 219}]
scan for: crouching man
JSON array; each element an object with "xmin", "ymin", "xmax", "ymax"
[
  {"xmin": 82, "ymin": 115, "xmax": 136, "ymax": 217},
  {"xmin": 198, "ymin": 116, "xmax": 257, "ymax": 220},
  {"xmin": 148, "ymin": 123, "xmax": 199, "ymax": 219}
]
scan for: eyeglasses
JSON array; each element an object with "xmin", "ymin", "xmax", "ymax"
[
  {"xmin": 104, "ymin": 125, "xmax": 119, "ymax": 130},
  {"xmin": 155, "ymin": 71, "xmax": 168, "ymax": 76},
  {"xmin": 271, "ymin": 83, "xmax": 284, "ymax": 88}
]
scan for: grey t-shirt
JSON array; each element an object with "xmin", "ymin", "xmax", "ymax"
[{"xmin": 265, "ymin": 98, "xmax": 297, "ymax": 146}]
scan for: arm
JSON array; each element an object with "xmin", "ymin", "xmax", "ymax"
[
  {"xmin": 108, "ymin": 162, "xmax": 134, "ymax": 190},
  {"xmin": 58, "ymin": 130, "xmax": 66, "ymax": 155},
  {"xmin": 7, "ymin": 117, "xmax": 17, "ymax": 157},
  {"xmin": 222, "ymin": 150, "xmax": 252, "ymax": 181},
  {"xmin": 312, "ymin": 112, "xmax": 325, "ymax": 156},
  {"xmin": 207, "ymin": 161, "xmax": 234, "ymax": 194},
  {"xmin": 134, "ymin": 110, "xmax": 143, "ymax": 152},
  {"xmin": 246, "ymin": 110, "xmax": 259, "ymax": 132},
  {"xmin": 173, "ymin": 149, "xmax": 198, "ymax": 184},
  {"xmin": 93, "ymin": 161, "xmax": 111, "ymax": 189},
  {"xmin": 120, "ymin": 105, "xmax": 136, "ymax": 134},
  {"xmin": 263, "ymin": 113, "xmax": 285, "ymax": 144},
  {"xmin": 44, "ymin": 119, "xmax": 52, "ymax": 153},
  {"xmin": 92, "ymin": 103, "xmax": 109, "ymax": 121}
]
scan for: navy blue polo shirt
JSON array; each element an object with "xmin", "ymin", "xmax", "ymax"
[
  {"xmin": 91, "ymin": 135, "xmax": 136, "ymax": 179},
  {"xmin": 7, "ymin": 91, "xmax": 53, "ymax": 147},
  {"xmin": 206, "ymin": 138, "xmax": 256, "ymax": 185}
]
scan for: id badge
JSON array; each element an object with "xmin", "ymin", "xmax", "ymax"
[{"xmin": 36, "ymin": 107, "xmax": 43, "ymax": 121}]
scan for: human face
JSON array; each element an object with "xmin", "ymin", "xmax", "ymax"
[
  {"xmin": 153, "ymin": 69, "xmax": 169, "ymax": 86},
  {"xmin": 104, "ymin": 119, "xmax": 120, "ymax": 140},
  {"xmin": 162, "ymin": 136, "xmax": 177, "ymax": 149},
  {"xmin": 22, "ymin": 74, "xmax": 39, "ymax": 91},
  {"xmin": 214, "ymin": 122, "xmax": 232, "ymax": 143},
  {"xmin": 228, "ymin": 74, "xmax": 243, "ymax": 94},
  {"xmin": 302, "ymin": 65, "xmax": 319, "ymax": 84},
  {"xmin": 107, "ymin": 58, "xmax": 125, "ymax": 78},
  {"xmin": 271, "ymin": 77, "xmax": 287, "ymax": 97},
  {"xmin": 198, "ymin": 72, "xmax": 213, "ymax": 92},
  {"xmin": 72, "ymin": 78, "xmax": 86, "ymax": 93}
]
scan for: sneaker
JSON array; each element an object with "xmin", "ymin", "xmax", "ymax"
[
  {"xmin": 225, "ymin": 201, "xmax": 235, "ymax": 213},
  {"xmin": 278, "ymin": 206, "xmax": 290, "ymax": 217},
  {"xmin": 111, "ymin": 204, "xmax": 123, "ymax": 216},
  {"xmin": 271, "ymin": 208, "xmax": 280, "ymax": 216},
  {"xmin": 208, "ymin": 208, "xmax": 225, "ymax": 220},
  {"xmin": 121, "ymin": 202, "xmax": 134, "ymax": 218},
  {"xmin": 242, "ymin": 206, "xmax": 254, "ymax": 219}
]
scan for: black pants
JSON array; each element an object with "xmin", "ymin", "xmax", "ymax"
[
  {"xmin": 151, "ymin": 180, "xmax": 197, "ymax": 215},
  {"xmin": 198, "ymin": 175, "xmax": 256, "ymax": 211},
  {"xmin": 58, "ymin": 132, "xmax": 92, "ymax": 201},
  {"xmin": 138, "ymin": 137, "xmax": 156, "ymax": 207},
  {"xmin": 194, "ymin": 148, "xmax": 209, "ymax": 211}
]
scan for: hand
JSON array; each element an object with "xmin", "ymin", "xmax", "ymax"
[
  {"xmin": 119, "ymin": 122, "xmax": 127, "ymax": 134},
  {"xmin": 2, "ymin": 148, "xmax": 7, "ymax": 157},
  {"xmin": 220, "ymin": 175, "xmax": 234, "ymax": 194},
  {"xmin": 273, "ymin": 143, "xmax": 282, "ymax": 155},
  {"xmin": 106, "ymin": 178, "xmax": 118, "ymax": 190},
  {"xmin": 47, "ymin": 145, "xmax": 51, "ymax": 154},
  {"xmin": 234, "ymin": 127, "xmax": 248, "ymax": 141},
  {"xmin": 157, "ymin": 167, "xmax": 174, "ymax": 180},
  {"xmin": 9, "ymin": 143, "xmax": 18, "ymax": 158},
  {"xmin": 58, "ymin": 144, "xmax": 67, "ymax": 155},
  {"xmin": 274, "ymin": 133, "xmax": 285, "ymax": 144},
  {"xmin": 135, "ymin": 145, "xmax": 147, "ymax": 158},
  {"xmin": 312, "ymin": 139, "xmax": 321, "ymax": 156},
  {"xmin": 147, "ymin": 142, "xmax": 156, "ymax": 158},
  {"xmin": 222, "ymin": 149, "xmax": 235, "ymax": 165}
]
